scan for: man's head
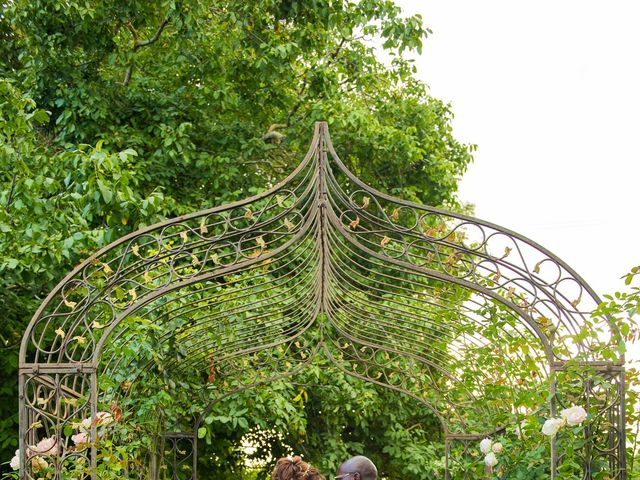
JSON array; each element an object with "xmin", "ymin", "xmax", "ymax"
[{"xmin": 335, "ymin": 456, "xmax": 377, "ymax": 480}]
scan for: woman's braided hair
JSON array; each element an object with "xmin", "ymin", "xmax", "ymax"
[{"xmin": 271, "ymin": 456, "xmax": 325, "ymax": 480}]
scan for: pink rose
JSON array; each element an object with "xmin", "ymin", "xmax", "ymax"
[
  {"xmin": 33, "ymin": 437, "xmax": 57, "ymax": 456},
  {"xmin": 72, "ymin": 432, "xmax": 89, "ymax": 446}
]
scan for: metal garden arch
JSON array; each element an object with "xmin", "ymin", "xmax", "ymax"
[{"xmin": 18, "ymin": 122, "xmax": 626, "ymax": 479}]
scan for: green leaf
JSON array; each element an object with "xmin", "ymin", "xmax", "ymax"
[
  {"xmin": 97, "ymin": 179, "xmax": 113, "ymax": 204},
  {"xmin": 237, "ymin": 417, "xmax": 248, "ymax": 429},
  {"xmin": 32, "ymin": 109, "xmax": 50, "ymax": 124},
  {"xmin": 620, "ymin": 322, "xmax": 630, "ymax": 336}
]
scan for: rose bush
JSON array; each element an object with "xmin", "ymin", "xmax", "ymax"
[{"xmin": 6, "ymin": 411, "xmax": 116, "ymax": 477}]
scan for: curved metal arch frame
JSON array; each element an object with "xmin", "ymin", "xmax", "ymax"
[
  {"xmin": 18, "ymin": 122, "xmax": 626, "ymax": 479},
  {"xmin": 92, "ymin": 208, "xmax": 323, "ymax": 368},
  {"xmin": 190, "ymin": 339, "xmax": 462, "ymax": 435},
  {"xmin": 183, "ymin": 342, "xmax": 458, "ymax": 480},
  {"xmin": 18, "ymin": 134, "xmax": 320, "ymax": 366}
]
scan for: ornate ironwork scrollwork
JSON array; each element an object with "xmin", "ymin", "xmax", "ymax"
[{"xmin": 18, "ymin": 123, "xmax": 625, "ymax": 479}]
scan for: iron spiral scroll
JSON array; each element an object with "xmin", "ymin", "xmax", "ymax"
[{"xmin": 18, "ymin": 122, "xmax": 626, "ymax": 479}]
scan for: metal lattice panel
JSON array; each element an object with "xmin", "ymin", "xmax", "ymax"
[{"xmin": 18, "ymin": 122, "xmax": 626, "ymax": 479}]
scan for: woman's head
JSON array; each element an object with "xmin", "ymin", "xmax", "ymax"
[{"xmin": 272, "ymin": 455, "xmax": 325, "ymax": 480}]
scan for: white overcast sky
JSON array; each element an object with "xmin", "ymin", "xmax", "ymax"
[{"xmin": 394, "ymin": 0, "xmax": 640, "ymax": 298}]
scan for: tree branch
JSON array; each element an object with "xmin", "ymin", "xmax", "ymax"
[
  {"xmin": 6, "ymin": 145, "xmax": 20, "ymax": 212},
  {"xmin": 132, "ymin": 17, "xmax": 170, "ymax": 52},
  {"xmin": 327, "ymin": 36, "xmax": 348, "ymax": 67},
  {"xmin": 286, "ymin": 37, "xmax": 348, "ymax": 126},
  {"xmin": 123, "ymin": 16, "xmax": 171, "ymax": 86},
  {"xmin": 123, "ymin": 62, "xmax": 135, "ymax": 85},
  {"xmin": 5, "ymin": 171, "xmax": 17, "ymax": 213},
  {"xmin": 285, "ymin": 79, "xmax": 309, "ymax": 127}
]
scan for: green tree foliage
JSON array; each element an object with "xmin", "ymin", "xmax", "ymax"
[
  {"xmin": 0, "ymin": 78, "xmax": 171, "ymax": 462},
  {"xmin": 594, "ymin": 266, "xmax": 640, "ymax": 478},
  {"xmin": 0, "ymin": 0, "xmax": 475, "ymax": 476}
]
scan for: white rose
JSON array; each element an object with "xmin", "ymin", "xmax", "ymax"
[
  {"xmin": 541, "ymin": 418, "xmax": 565, "ymax": 437},
  {"xmin": 514, "ymin": 419, "xmax": 528, "ymax": 438},
  {"xmin": 479, "ymin": 438, "xmax": 492, "ymax": 454},
  {"xmin": 561, "ymin": 405, "xmax": 587, "ymax": 426},
  {"xmin": 72, "ymin": 432, "xmax": 89, "ymax": 446},
  {"xmin": 31, "ymin": 456, "xmax": 48, "ymax": 474},
  {"xmin": 80, "ymin": 418, "xmax": 92, "ymax": 433},
  {"xmin": 34, "ymin": 436, "xmax": 57, "ymax": 455},
  {"xmin": 492, "ymin": 442, "xmax": 503, "ymax": 454},
  {"xmin": 80, "ymin": 417, "xmax": 91, "ymax": 432},
  {"xmin": 10, "ymin": 450, "xmax": 20, "ymax": 470},
  {"xmin": 484, "ymin": 452, "xmax": 498, "ymax": 467}
]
